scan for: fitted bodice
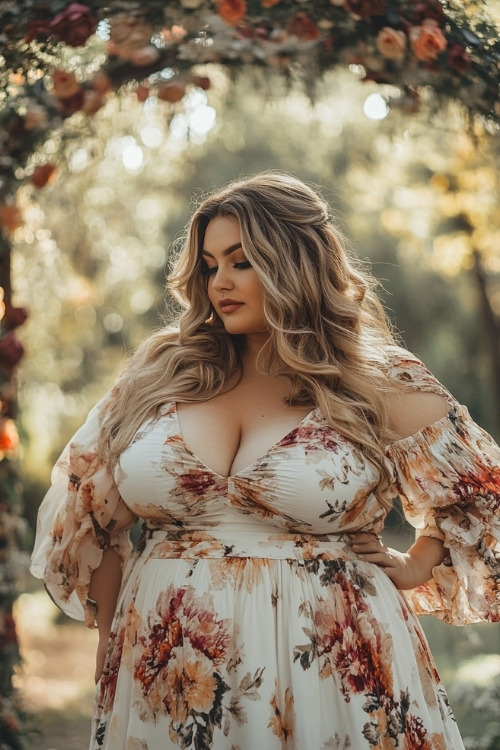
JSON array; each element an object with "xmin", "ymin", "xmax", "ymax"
[{"xmin": 115, "ymin": 402, "xmax": 386, "ymax": 540}]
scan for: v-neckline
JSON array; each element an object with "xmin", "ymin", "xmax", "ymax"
[{"xmin": 174, "ymin": 403, "xmax": 319, "ymax": 480}]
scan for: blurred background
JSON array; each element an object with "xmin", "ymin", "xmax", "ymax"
[{"xmin": 3, "ymin": 15, "xmax": 500, "ymax": 748}]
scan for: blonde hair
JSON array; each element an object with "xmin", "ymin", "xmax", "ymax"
[{"xmin": 99, "ymin": 172, "xmax": 399, "ymax": 504}]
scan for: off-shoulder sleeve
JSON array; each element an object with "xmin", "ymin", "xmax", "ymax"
[
  {"xmin": 30, "ymin": 392, "xmax": 138, "ymax": 627},
  {"xmin": 385, "ymin": 353, "xmax": 500, "ymax": 625}
]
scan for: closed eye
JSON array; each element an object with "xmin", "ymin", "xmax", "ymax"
[{"xmin": 201, "ymin": 260, "xmax": 252, "ymax": 276}]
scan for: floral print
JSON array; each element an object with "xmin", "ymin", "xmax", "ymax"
[{"xmin": 30, "ymin": 353, "xmax": 500, "ymax": 749}]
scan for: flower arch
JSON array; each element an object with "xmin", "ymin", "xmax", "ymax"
[{"xmin": 0, "ymin": 1, "xmax": 499, "ymax": 745}]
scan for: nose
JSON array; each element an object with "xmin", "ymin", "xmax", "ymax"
[{"xmin": 211, "ymin": 265, "xmax": 233, "ymax": 291}]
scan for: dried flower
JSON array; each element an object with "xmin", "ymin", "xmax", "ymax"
[
  {"xmin": 0, "ymin": 206, "xmax": 22, "ymax": 234},
  {"xmin": 31, "ymin": 163, "xmax": 57, "ymax": 189},
  {"xmin": 0, "ymin": 333, "xmax": 24, "ymax": 370},
  {"xmin": 109, "ymin": 14, "xmax": 153, "ymax": 58},
  {"xmin": 49, "ymin": 2, "xmax": 98, "ymax": 47},
  {"xmin": 0, "ymin": 419, "xmax": 19, "ymax": 454},
  {"xmin": 2, "ymin": 307, "xmax": 28, "ymax": 331},
  {"xmin": 447, "ymin": 44, "xmax": 471, "ymax": 73},
  {"xmin": 376, "ymin": 27, "xmax": 407, "ymax": 60},
  {"xmin": 157, "ymin": 80, "xmax": 187, "ymax": 103},
  {"xmin": 25, "ymin": 19, "xmax": 50, "ymax": 43},
  {"xmin": 52, "ymin": 70, "xmax": 80, "ymax": 99},
  {"xmin": 287, "ymin": 12, "xmax": 319, "ymax": 41},
  {"xmin": 409, "ymin": 19, "xmax": 447, "ymax": 62},
  {"xmin": 216, "ymin": 0, "xmax": 248, "ymax": 27}
]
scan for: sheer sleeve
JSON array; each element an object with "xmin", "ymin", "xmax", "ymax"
[
  {"xmin": 30, "ymin": 392, "xmax": 138, "ymax": 627},
  {"xmin": 385, "ymin": 353, "xmax": 500, "ymax": 625}
]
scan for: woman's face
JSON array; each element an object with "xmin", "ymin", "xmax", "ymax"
[{"xmin": 202, "ymin": 215, "xmax": 267, "ymax": 336}]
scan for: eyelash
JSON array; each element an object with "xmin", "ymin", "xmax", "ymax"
[{"xmin": 202, "ymin": 260, "xmax": 252, "ymax": 276}]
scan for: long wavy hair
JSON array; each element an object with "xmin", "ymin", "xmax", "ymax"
[{"xmin": 99, "ymin": 172, "xmax": 400, "ymax": 503}]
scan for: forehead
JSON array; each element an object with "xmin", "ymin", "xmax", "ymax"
[{"xmin": 203, "ymin": 215, "xmax": 241, "ymax": 253}]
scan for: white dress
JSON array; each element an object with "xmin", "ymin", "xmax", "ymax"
[{"xmin": 31, "ymin": 354, "xmax": 500, "ymax": 749}]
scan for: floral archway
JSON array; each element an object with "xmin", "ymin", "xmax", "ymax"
[{"xmin": 0, "ymin": 1, "xmax": 499, "ymax": 745}]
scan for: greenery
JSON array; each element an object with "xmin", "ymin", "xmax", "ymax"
[{"xmin": 0, "ymin": 1, "xmax": 499, "ymax": 748}]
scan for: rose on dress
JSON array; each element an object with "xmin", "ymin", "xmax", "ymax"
[
  {"xmin": 377, "ymin": 27, "xmax": 407, "ymax": 60},
  {"xmin": 409, "ymin": 19, "xmax": 447, "ymax": 62}
]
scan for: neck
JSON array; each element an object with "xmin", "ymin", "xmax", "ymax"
[{"xmin": 239, "ymin": 332, "xmax": 271, "ymax": 373}]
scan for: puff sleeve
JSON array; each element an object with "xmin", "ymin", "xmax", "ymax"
[
  {"xmin": 30, "ymin": 392, "xmax": 138, "ymax": 627},
  {"xmin": 385, "ymin": 354, "xmax": 500, "ymax": 625}
]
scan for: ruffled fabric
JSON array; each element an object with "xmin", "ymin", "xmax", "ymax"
[
  {"xmin": 386, "ymin": 354, "xmax": 500, "ymax": 625},
  {"xmin": 30, "ymin": 394, "xmax": 137, "ymax": 627}
]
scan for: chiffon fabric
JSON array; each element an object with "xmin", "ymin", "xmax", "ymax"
[{"xmin": 31, "ymin": 354, "xmax": 500, "ymax": 750}]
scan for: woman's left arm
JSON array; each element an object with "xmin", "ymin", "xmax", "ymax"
[{"xmin": 351, "ymin": 533, "xmax": 448, "ymax": 590}]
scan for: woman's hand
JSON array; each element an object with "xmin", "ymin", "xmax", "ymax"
[{"xmin": 351, "ymin": 532, "xmax": 444, "ymax": 590}]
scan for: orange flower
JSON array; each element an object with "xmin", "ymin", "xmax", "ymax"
[
  {"xmin": 216, "ymin": 0, "xmax": 247, "ymax": 26},
  {"xmin": 0, "ymin": 418, "xmax": 19, "ymax": 453},
  {"xmin": 52, "ymin": 69, "xmax": 80, "ymax": 98},
  {"xmin": 164, "ymin": 645, "xmax": 217, "ymax": 723},
  {"xmin": 287, "ymin": 13, "xmax": 319, "ymax": 42},
  {"xmin": 409, "ymin": 19, "xmax": 447, "ymax": 62}
]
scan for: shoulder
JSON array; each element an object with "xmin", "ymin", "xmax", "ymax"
[{"xmin": 383, "ymin": 347, "xmax": 452, "ymax": 440}]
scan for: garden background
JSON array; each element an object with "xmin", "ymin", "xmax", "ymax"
[{"xmin": 1, "ymin": 1, "xmax": 500, "ymax": 747}]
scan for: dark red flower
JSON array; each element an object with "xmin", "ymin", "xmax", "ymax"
[
  {"xmin": 3, "ymin": 306, "xmax": 28, "ymax": 330},
  {"xmin": 447, "ymin": 43, "xmax": 471, "ymax": 73},
  {"xmin": 0, "ymin": 611, "xmax": 18, "ymax": 648},
  {"xmin": 49, "ymin": 2, "xmax": 98, "ymax": 47},
  {"xmin": 0, "ymin": 332, "xmax": 25, "ymax": 370},
  {"xmin": 344, "ymin": 0, "xmax": 386, "ymax": 19}
]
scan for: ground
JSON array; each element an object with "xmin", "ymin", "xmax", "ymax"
[{"xmin": 14, "ymin": 588, "xmax": 96, "ymax": 750}]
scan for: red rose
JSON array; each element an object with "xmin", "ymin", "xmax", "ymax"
[
  {"xmin": 0, "ymin": 332, "xmax": 25, "ymax": 370},
  {"xmin": 344, "ymin": 0, "xmax": 386, "ymax": 19},
  {"xmin": 49, "ymin": 2, "xmax": 98, "ymax": 47}
]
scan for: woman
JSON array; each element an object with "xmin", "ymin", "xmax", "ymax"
[{"xmin": 31, "ymin": 172, "xmax": 500, "ymax": 750}]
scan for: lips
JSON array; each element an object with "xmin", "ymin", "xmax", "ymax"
[{"xmin": 219, "ymin": 299, "xmax": 243, "ymax": 314}]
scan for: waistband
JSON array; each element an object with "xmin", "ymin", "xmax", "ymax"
[{"xmin": 137, "ymin": 527, "xmax": 357, "ymax": 561}]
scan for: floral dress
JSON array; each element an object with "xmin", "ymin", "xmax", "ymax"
[{"xmin": 31, "ymin": 354, "xmax": 500, "ymax": 750}]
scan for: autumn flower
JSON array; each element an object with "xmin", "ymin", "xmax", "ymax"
[
  {"xmin": 216, "ymin": 0, "xmax": 248, "ymax": 27},
  {"xmin": 31, "ymin": 163, "xmax": 57, "ymax": 189},
  {"xmin": 164, "ymin": 644, "xmax": 217, "ymax": 723},
  {"xmin": 129, "ymin": 44, "xmax": 161, "ymax": 67},
  {"xmin": 287, "ymin": 13, "xmax": 319, "ymax": 42},
  {"xmin": 0, "ymin": 418, "xmax": 19, "ymax": 453},
  {"xmin": 2, "ymin": 306, "xmax": 28, "ymax": 331},
  {"xmin": 0, "ymin": 206, "xmax": 22, "ymax": 234},
  {"xmin": 409, "ymin": 19, "xmax": 447, "ymax": 62},
  {"xmin": 0, "ymin": 332, "xmax": 25, "ymax": 370},
  {"xmin": 25, "ymin": 19, "xmax": 50, "ymax": 43},
  {"xmin": 376, "ymin": 27, "xmax": 407, "ymax": 60},
  {"xmin": 49, "ymin": 2, "xmax": 98, "ymax": 47},
  {"xmin": 448, "ymin": 44, "xmax": 471, "ymax": 73},
  {"xmin": 157, "ymin": 81, "xmax": 188, "ymax": 103},
  {"xmin": 52, "ymin": 70, "xmax": 80, "ymax": 99}
]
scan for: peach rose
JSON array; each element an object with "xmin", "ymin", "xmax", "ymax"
[
  {"xmin": 109, "ymin": 14, "xmax": 153, "ymax": 58},
  {"xmin": 376, "ymin": 27, "xmax": 407, "ymax": 60},
  {"xmin": 216, "ymin": 0, "xmax": 247, "ymax": 26},
  {"xmin": 52, "ymin": 69, "xmax": 80, "ymax": 98},
  {"xmin": 409, "ymin": 19, "xmax": 447, "ymax": 62}
]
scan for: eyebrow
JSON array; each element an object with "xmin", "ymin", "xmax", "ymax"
[{"xmin": 201, "ymin": 243, "xmax": 242, "ymax": 259}]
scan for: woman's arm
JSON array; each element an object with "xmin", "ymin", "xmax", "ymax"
[
  {"xmin": 351, "ymin": 533, "xmax": 447, "ymax": 589},
  {"xmin": 88, "ymin": 546, "xmax": 123, "ymax": 682}
]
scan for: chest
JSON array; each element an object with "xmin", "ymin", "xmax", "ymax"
[{"xmin": 176, "ymin": 388, "xmax": 313, "ymax": 477}]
